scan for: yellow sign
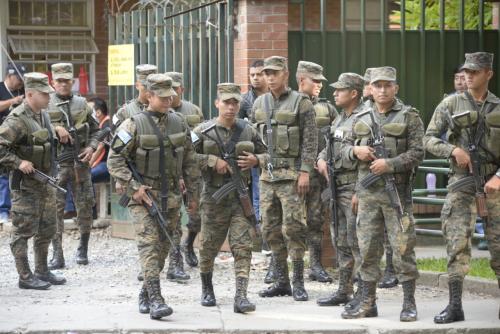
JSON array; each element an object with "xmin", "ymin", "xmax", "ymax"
[{"xmin": 108, "ymin": 44, "xmax": 135, "ymax": 86}]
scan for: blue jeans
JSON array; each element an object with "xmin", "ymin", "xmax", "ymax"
[
  {"xmin": 65, "ymin": 183, "xmax": 75, "ymax": 213},
  {"xmin": 0, "ymin": 175, "xmax": 11, "ymax": 216},
  {"xmin": 91, "ymin": 161, "xmax": 110, "ymax": 183},
  {"xmin": 251, "ymin": 167, "xmax": 260, "ymax": 220}
]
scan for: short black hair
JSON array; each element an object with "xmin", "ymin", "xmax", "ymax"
[
  {"xmin": 454, "ymin": 64, "xmax": 464, "ymax": 74},
  {"xmin": 89, "ymin": 97, "xmax": 108, "ymax": 115},
  {"xmin": 250, "ymin": 59, "xmax": 264, "ymax": 68}
]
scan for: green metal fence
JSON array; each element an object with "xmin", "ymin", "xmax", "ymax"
[
  {"xmin": 107, "ymin": 1, "xmax": 234, "ymax": 119},
  {"xmin": 288, "ymin": 0, "xmax": 499, "ymax": 125}
]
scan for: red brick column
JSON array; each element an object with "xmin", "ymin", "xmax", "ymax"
[{"xmin": 234, "ymin": 0, "xmax": 288, "ymax": 92}]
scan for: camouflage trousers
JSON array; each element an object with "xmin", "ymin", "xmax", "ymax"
[
  {"xmin": 306, "ymin": 172, "xmax": 327, "ymax": 247},
  {"xmin": 260, "ymin": 179, "xmax": 307, "ymax": 262},
  {"xmin": 356, "ymin": 186, "xmax": 419, "ymax": 283},
  {"xmin": 199, "ymin": 192, "xmax": 253, "ymax": 278},
  {"xmin": 333, "ymin": 184, "xmax": 361, "ymax": 276},
  {"xmin": 441, "ymin": 189, "xmax": 500, "ymax": 280},
  {"xmin": 128, "ymin": 202, "xmax": 181, "ymax": 280},
  {"xmin": 55, "ymin": 164, "xmax": 95, "ymax": 237},
  {"xmin": 186, "ymin": 180, "xmax": 202, "ymax": 233},
  {"xmin": 10, "ymin": 178, "xmax": 57, "ymax": 276}
]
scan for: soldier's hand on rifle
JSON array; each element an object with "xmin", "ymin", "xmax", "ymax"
[
  {"xmin": 485, "ymin": 175, "xmax": 500, "ymax": 194},
  {"xmin": 316, "ymin": 159, "xmax": 329, "ymax": 181},
  {"xmin": 132, "ymin": 185, "xmax": 153, "ymax": 207},
  {"xmin": 353, "ymin": 146, "xmax": 376, "ymax": 161},
  {"xmin": 18, "ymin": 160, "xmax": 34, "ymax": 174},
  {"xmin": 78, "ymin": 147, "xmax": 94, "ymax": 163},
  {"xmin": 451, "ymin": 147, "xmax": 472, "ymax": 171},
  {"xmin": 370, "ymin": 158, "xmax": 390, "ymax": 175},
  {"xmin": 297, "ymin": 171, "xmax": 310, "ymax": 196},
  {"xmin": 237, "ymin": 151, "xmax": 258, "ymax": 171},
  {"xmin": 351, "ymin": 194, "xmax": 358, "ymax": 214},
  {"xmin": 215, "ymin": 158, "xmax": 232, "ymax": 174},
  {"xmin": 55, "ymin": 126, "xmax": 73, "ymax": 145}
]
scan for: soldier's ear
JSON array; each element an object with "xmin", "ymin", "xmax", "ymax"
[
  {"xmin": 394, "ymin": 84, "xmax": 400, "ymax": 94},
  {"xmin": 487, "ymin": 69, "xmax": 494, "ymax": 80},
  {"xmin": 214, "ymin": 99, "xmax": 220, "ymax": 109}
]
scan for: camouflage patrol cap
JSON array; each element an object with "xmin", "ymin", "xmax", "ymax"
[
  {"xmin": 136, "ymin": 64, "xmax": 158, "ymax": 85},
  {"xmin": 330, "ymin": 72, "xmax": 364, "ymax": 91},
  {"xmin": 165, "ymin": 72, "xmax": 183, "ymax": 87},
  {"xmin": 217, "ymin": 83, "xmax": 242, "ymax": 102},
  {"xmin": 24, "ymin": 72, "xmax": 54, "ymax": 93},
  {"xmin": 146, "ymin": 73, "xmax": 177, "ymax": 97},
  {"xmin": 370, "ymin": 66, "xmax": 397, "ymax": 84},
  {"xmin": 363, "ymin": 68, "xmax": 375, "ymax": 83},
  {"xmin": 461, "ymin": 52, "xmax": 494, "ymax": 71},
  {"xmin": 262, "ymin": 56, "xmax": 288, "ymax": 72},
  {"xmin": 51, "ymin": 63, "xmax": 73, "ymax": 80},
  {"xmin": 296, "ymin": 61, "xmax": 327, "ymax": 81}
]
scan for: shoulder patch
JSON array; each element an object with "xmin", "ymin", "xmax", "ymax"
[{"xmin": 117, "ymin": 129, "xmax": 132, "ymax": 145}]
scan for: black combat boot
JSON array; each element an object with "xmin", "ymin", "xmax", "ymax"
[
  {"xmin": 434, "ymin": 278, "xmax": 465, "ymax": 324},
  {"xmin": 400, "ymin": 280, "xmax": 417, "ymax": 322},
  {"xmin": 292, "ymin": 259, "xmax": 308, "ymax": 301},
  {"xmin": 34, "ymin": 243, "xmax": 66, "ymax": 285},
  {"xmin": 48, "ymin": 236, "xmax": 65, "ymax": 270},
  {"xmin": 200, "ymin": 272, "xmax": 216, "ymax": 306},
  {"xmin": 138, "ymin": 284, "xmax": 150, "ymax": 314},
  {"xmin": 166, "ymin": 250, "xmax": 190, "ymax": 282},
  {"xmin": 317, "ymin": 269, "xmax": 352, "ymax": 306},
  {"xmin": 341, "ymin": 280, "xmax": 378, "ymax": 319},
  {"xmin": 264, "ymin": 254, "xmax": 278, "ymax": 284},
  {"xmin": 308, "ymin": 242, "xmax": 332, "ymax": 283},
  {"xmin": 259, "ymin": 259, "xmax": 292, "ymax": 298},
  {"xmin": 344, "ymin": 277, "xmax": 363, "ymax": 311},
  {"xmin": 182, "ymin": 231, "xmax": 199, "ymax": 267},
  {"xmin": 75, "ymin": 232, "xmax": 90, "ymax": 265},
  {"xmin": 379, "ymin": 251, "xmax": 398, "ymax": 288},
  {"xmin": 234, "ymin": 276, "xmax": 256, "ymax": 313},
  {"xmin": 16, "ymin": 255, "xmax": 51, "ymax": 290},
  {"xmin": 145, "ymin": 278, "xmax": 173, "ymax": 319}
]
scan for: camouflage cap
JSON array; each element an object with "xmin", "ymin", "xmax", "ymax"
[
  {"xmin": 262, "ymin": 56, "xmax": 288, "ymax": 72},
  {"xmin": 146, "ymin": 73, "xmax": 177, "ymax": 97},
  {"xmin": 165, "ymin": 72, "xmax": 183, "ymax": 87},
  {"xmin": 217, "ymin": 83, "xmax": 242, "ymax": 102},
  {"xmin": 461, "ymin": 52, "xmax": 494, "ymax": 71},
  {"xmin": 136, "ymin": 64, "xmax": 158, "ymax": 85},
  {"xmin": 296, "ymin": 61, "xmax": 327, "ymax": 81},
  {"xmin": 24, "ymin": 72, "xmax": 54, "ymax": 93},
  {"xmin": 330, "ymin": 72, "xmax": 364, "ymax": 91},
  {"xmin": 51, "ymin": 63, "xmax": 73, "ymax": 80},
  {"xmin": 363, "ymin": 67, "xmax": 375, "ymax": 83},
  {"xmin": 370, "ymin": 66, "xmax": 397, "ymax": 84}
]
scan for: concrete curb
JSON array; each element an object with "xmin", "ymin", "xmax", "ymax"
[{"xmin": 418, "ymin": 270, "xmax": 499, "ymax": 297}]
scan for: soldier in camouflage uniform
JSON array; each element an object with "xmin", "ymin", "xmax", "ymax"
[
  {"xmin": 166, "ymin": 71, "xmax": 205, "ymax": 271},
  {"xmin": 341, "ymin": 67, "xmax": 423, "ymax": 321},
  {"xmin": 112, "ymin": 64, "xmax": 158, "ymax": 128},
  {"xmin": 0, "ymin": 73, "xmax": 66, "ymax": 289},
  {"xmin": 296, "ymin": 61, "xmax": 337, "ymax": 283},
  {"xmin": 251, "ymin": 56, "xmax": 318, "ymax": 301},
  {"xmin": 193, "ymin": 83, "xmax": 267, "ymax": 313},
  {"xmin": 108, "ymin": 74, "xmax": 198, "ymax": 320},
  {"xmin": 47, "ymin": 63, "xmax": 100, "ymax": 269},
  {"xmin": 316, "ymin": 73, "xmax": 364, "ymax": 308},
  {"xmin": 424, "ymin": 52, "xmax": 500, "ymax": 323}
]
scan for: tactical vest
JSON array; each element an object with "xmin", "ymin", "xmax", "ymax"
[
  {"xmin": 47, "ymin": 94, "xmax": 91, "ymax": 146},
  {"xmin": 353, "ymin": 105, "xmax": 413, "ymax": 184},
  {"xmin": 314, "ymin": 99, "xmax": 335, "ymax": 153},
  {"xmin": 253, "ymin": 90, "xmax": 304, "ymax": 169},
  {"xmin": 132, "ymin": 111, "xmax": 187, "ymax": 188},
  {"xmin": 11, "ymin": 105, "xmax": 52, "ymax": 172},
  {"xmin": 200, "ymin": 120, "xmax": 255, "ymax": 188},
  {"xmin": 176, "ymin": 101, "xmax": 203, "ymax": 129}
]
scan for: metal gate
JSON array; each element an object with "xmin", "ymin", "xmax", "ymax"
[
  {"xmin": 288, "ymin": 0, "xmax": 499, "ymax": 125},
  {"xmin": 107, "ymin": 0, "xmax": 234, "ymax": 119}
]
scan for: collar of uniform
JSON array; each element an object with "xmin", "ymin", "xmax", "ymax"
[
  {"xmin": 351, "ymin": 101, "xmax": 364, "ymax": 114},
  {"xmin": 373, "ymin": 98, "xmax": 402, "ymax": 114},
  {"xmin": 215, "ymin": 118, "xmax": 237, "ymax": 131},
  {"xmin": 23, "ymin": 102, "xmax": 42, "ymax": 118},
  {"xmin": 146, "ymin": 109, "xmax": 167, "ymax": 119},
  {"xmin": 270, "ymin": 87, "xmax": 292, "ymax": 100},
  {"xmin": 458, "ymin": 91, "xmax": 500, "ymax": 105}
]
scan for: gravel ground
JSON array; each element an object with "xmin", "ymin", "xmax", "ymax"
[{"xmin": 0, "ymin": 227, "xmax": 489, "ymax": 310}]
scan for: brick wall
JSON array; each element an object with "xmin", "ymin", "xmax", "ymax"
[
  {"xmin": 94, "ymin": 0, "xmax": 109, "ymax": 100},
  {"xmin": 234, "ymin": 0, "xmax": 288, "ymax": 92}
]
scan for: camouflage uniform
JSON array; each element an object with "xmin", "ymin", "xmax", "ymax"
[
  {"xmin": 317, "ymin": 73, "xmax": 365, "ymax": 308},
  {"xmin": 296, "ymin": 61, "xmax": 338, "ymax": 283},
  {"xmin": 424, "ymin": 52, "xmax": 500, "ymax": 323},
  {"xmin": 193, "ymin": 83, "xmax": 267, "ymax": 313},
  {"xmin": 251, "ymin": 56, "xmax": 318, "ymax": 301},
  {"xmin": 47, "ymin": 63, "xmax": 100, "ymax": 268},
  {"xmin": 107, "ymin": 74, "xmax": 198, "ymax": 319},
  {"xmin": 341, "ymin": 67, "xmax": 424, "ymax": 321},
  {"xmin": 0, "ymin": 73, "xmax": 66, "ymax": 289}
]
